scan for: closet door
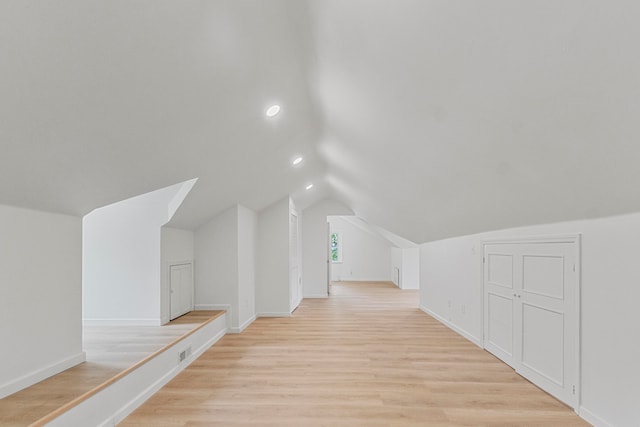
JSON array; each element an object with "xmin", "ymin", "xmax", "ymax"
[
  {"xmin": 484, "ymin": 244, "xmax": 517, "ymax": 366},
  {"xmin": 483, "ymin": 237, "xmax": 580, "ymax": 409},
  {"xmin": 516, "ymin": 242, "xmax": 578, "ymax": 408}
]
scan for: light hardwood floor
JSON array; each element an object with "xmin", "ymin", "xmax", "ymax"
[
  {"xmin": 0, "ymin": 311, "xmax": 221, "ymax": 427},
  {"xmin": 122, "ymin": 282, "xmax": 589, "ymax": 427}
]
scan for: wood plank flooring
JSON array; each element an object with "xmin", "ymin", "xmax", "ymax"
[
  {"xmin": 0, "ymin": 311, "xmax": 222, "ymax": 427},
  {"xmin": 122, "ymin": 282, "xmax": 589, "ymax": 427}
]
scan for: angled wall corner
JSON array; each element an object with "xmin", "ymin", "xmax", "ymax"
[
  {"xmin": 0, "ymin": 205, "xmax": 83, "ymax": 398},
  {"xmin": 194, "ymin": 204, "xmax": 257, "ymax": 332},
  {"xmin": 83, "ymin": 179, "xmax": 198, "ymax": 326}
]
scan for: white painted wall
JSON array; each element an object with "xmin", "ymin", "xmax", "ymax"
[
  {"xmin": 400, "ymin": 247, "xmax": 420, "ymax": 290},
  {"xmin": 329, "ymin": 216, "xmax": 392, "ymax": 282},
  {"xmin": 160, "ymin": 227, "xmax": 195, "ymax": 324},
  {"xmin": 0, "ymin": 205, "xmax": 84, "ymax": 398},
  {"xmin": 301, "ymin": 199, "xmax": 353, "ymax": 298},
  {"xmin": 237, "ymin": 205, "xmax": 257, "ymax": 331},
  {"xmin": 194, "ymin": 205, "xmax": 257, "ymax": 332},
  {"xmin": 194, "ymin": 206, "xmax": 238, "ymax": 323},
  {"xmin": 256, "ymin": 197, "xmax": 290, "ymax": 315},
  {"xmin": 419, "ymin": 212, "xmax": 640, "ymax": 427},
  {"xmin": 391, "ymin": 247, "xmax": 402, "ymax": 287},
  {"xmin": 391, "ymin": 247, "xmax": 419, "ymax": 289},
  {"xmin": 83, "ymin": 184, "xmax": 185, "ymax": 325}
]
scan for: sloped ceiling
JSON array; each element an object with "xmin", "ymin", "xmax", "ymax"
[{"xmin": 2, "ymin": 1, "xmax": 640, "ymax": 243}]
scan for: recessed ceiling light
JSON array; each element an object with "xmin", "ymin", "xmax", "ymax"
[
  {"xmin": 292, "ymin": 156, "xmax": 303, "ymax": 166},
  {"xmin": 266, "ymin": 104, "xmax": 280, "ymax": 117},
  {"xmin": 305, "ymin": 183, "xmax": 314, "ymax": 190}
]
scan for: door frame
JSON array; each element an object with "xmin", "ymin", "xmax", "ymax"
[
  {"xmin": 168, "ymin": 260, "xmax": 194, "ymax": 321},
  {"xmin": 481, "ymin": 234, "xmax": 581, "ymax": 411}
]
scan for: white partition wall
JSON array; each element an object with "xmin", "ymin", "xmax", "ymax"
[
  {"xmin": 0, "ymin": 205, "xmax": 83, "ymax": 398},
  {"xmin": 194, "ymin": 204, "xmax": 257, "ymax": 333}
]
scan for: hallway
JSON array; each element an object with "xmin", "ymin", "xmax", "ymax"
[{"xmin": 122, "ymin": 282, "xmax": 587, "ymax": 426}]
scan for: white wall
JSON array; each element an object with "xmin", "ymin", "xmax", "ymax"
[
  {"xmin": 160, "ymin": 227, "xmax": 195, "ymax": 324},
  {"xmin": 329, "ymin": 216, "xmax": 392, "ymax": 282},
  {"xmin": 256, "ymin": 197, "xmax": 290, "ymax": 315},
  {"xmin": 194, "ymin": 206, "xmax": 238, "ymax": 323},
  {"xmin": 0, "ymin": 205, "xmax": 84, "ymax": 398},
  {"xmin": 301, "ymin": 199, "xmax": 353, "ymax": 298},
  {"xmin": 83, "ymin": 184, "xmax": 185, "ymax": 325},
  {"xmin": 194, "ymin": 205, "xmax": 257, "ymax": 332},
  {"xmin": 391, "ymin": 247, "xmax": 402, "ymax": 287},
  {"xmin": 237, "ymin": 205, "xmax": 257, "ymax": 331},
  {"xmin": 401, "ymin": 247, "xmax": 420, "ymax": 290},
  {"xmin": 419, "ymin": 212, "xmax": 640, "ymax": 427}
]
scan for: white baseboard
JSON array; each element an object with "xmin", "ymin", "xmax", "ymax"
[
  {"xmin": 194, "ymin": 304, "xmax": 230, "ymax": 311},
  {"xmin": 0, "ymin": 352, "xmax": 86, "ymax": 399},
  {"xmin": 229, "ymin": 315, "xmax": 256, "ymax": 334},
  {"xmin": 290, "ymin": 296, "xmax": 303, "ymax": 312},
  {"xmin": 304, "ymin": 293, "xmax": 328, "ymax": 298},
  {"xmin": 419, "ymin": 305, "xmax": 482, "ymax": 347},
  {"xmin": 339, "ymin": 277, "xmax": 392, "ymax": 282},
  {"xmin": 110, "ymin": 327, "xmax": 227, "ymax": 425},
  {"xmin": 579, "ymin": 406, "xmax": 612, "ymax": 427},
  {"xmin": 83, "ymin": 318, "xmax": 161, "ymax": 326},
  {"xmin": 195, "ymin": 304, "xmax": 231, "ymax": 329},
  {"xmin": 257, "ymin": 312, "xmax": 291, "ymax": 318},
  {"xmin": 45, "ymin": 315, "xmax": 227, "ymax": 427}
]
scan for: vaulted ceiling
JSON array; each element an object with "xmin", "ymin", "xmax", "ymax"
[{"xmin": 2, "ymin": 1, "xmax": 640, "ymax": 243}]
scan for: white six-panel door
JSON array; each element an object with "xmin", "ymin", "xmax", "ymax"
[{"xmin": 483, "ymin": 236, "xmax": 580, "ymax": 409}]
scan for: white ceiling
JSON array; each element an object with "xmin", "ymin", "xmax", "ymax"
[{"xmin": 2, "ymin": 1, "xmax": 640, "ymax": 243}]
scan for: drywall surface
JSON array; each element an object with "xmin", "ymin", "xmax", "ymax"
[
  {"xmin": 194, "ymin": 206, "xmax": 238, "ymax": 323},
  {"xmin": 237, "ymin": 205, "xmax": 257, "ymax": 330},
  {"xmin": 301, "ymin": 199, "xmax": 353, "ymax": 297},
  {"xmin": 256, "ymin": 197, "xmax": 290, "ymax": 315},
  {"xmin": 83, "ymin": 184, "xmax": 184, "ymax": 325},
  {"xmin": 160, "ymin": 227, "xmax": 195, "ymax": 323},
  {"xmin": 329, "ymin": 216, "xmax": 392, "ymax": 281},
  {"xmin": 390, "ymin": 247, "xmax": 419, "ymax": 289},
  {"xmin": 0, "ymin": 205, "xmax": 83, "ymax": 398},
  {"xmin": 401, "ymin": 247, "xmax": 420, "ymax": 289},
  {"xmin": 419, "ymin": 212, "xmax": 640, "ymax": 427},
  {"xmin": 391, "ymin": 247, "xmax": 402, "ymax": 287}
]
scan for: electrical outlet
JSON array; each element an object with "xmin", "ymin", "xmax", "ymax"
[
  {"xmin": 447, "ymin": 300, "xmax": 452, "ymax": 308},
  {"xmin": 461, "ymin": 305, "xmax": 466, "ymax": 315}
]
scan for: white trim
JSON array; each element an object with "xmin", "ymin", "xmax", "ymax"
[
  {"xmin": 0, "ymin": 352, "xmax": 86, "ymax": 399},
  {"xmin": 46, "ymin": 315, "xmax": 227, "ymax": 427},
  {"xmin": 338, "ymin": 277, "xmax": 393, "ymax": 282},
  {"xmin": 229, "ymin": 315, "xmax": 256, "ymax": 334},
  {"xmin": 419, "ymin": 305, "xmax": 482, "ymax": 347},
  {"xmin": 109, "ymin": 327, "xmax": 226, "ymax": 425},
  {"xmin": 194, "ymin": 304, "xmax": 229, "ymax": 311},
  {"xmin": 481, "ymin": 233, "xmax": 581, "ymax": 245},
  {"xmin": 481, "ymin": 233, "xmax": 582, "ymax": 410},
  {"xmin": 578, "ymin": 406, "xmax": 613, "ymax": 427},
  {"xmin": 167, "ymin": 260, "xmax": 194, "ymax": 321},
  {"xmin": 290, "ymin": 295, "xmax": 303, "ymax": 312},
  {"xmin": 195, "ymin": 304, "xmax": 231, "ymax": 329},
  {"xmin": 257, "ymin": 312, "xmax": 291, "ymax": 318},
  {"xmin": 83, "ymin": 319, "xmax": 161, "ymax": 326},
  {"xmin": 304, "ymin": 293, "xmax": 328, "ymax": 298}
]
